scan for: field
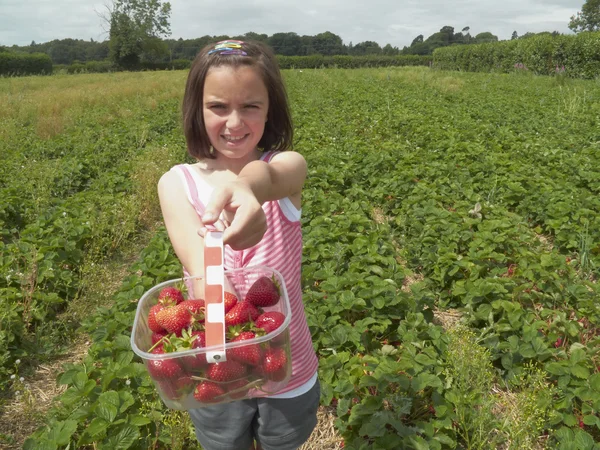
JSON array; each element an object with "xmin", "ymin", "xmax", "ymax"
[{"xmin": 1, "ymin": 66, "xmax": 600, "ymax": 449}]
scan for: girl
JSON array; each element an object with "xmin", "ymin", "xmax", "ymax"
[{"xmin": 157, "ymin": 40, "xmax": 320, "ymax": 450}]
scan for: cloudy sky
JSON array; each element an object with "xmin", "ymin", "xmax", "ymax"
[{"xmin": 0, "ymin": 0, "xmax": 583, "ymax": 48}]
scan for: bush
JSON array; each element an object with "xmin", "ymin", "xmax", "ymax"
[
  {"xmin": 0, "ymin": 52, "xmax": 53, "ymax": 76},
  {"xmin": 433, "ymin": 31, "xmax": 600, "ymax": 79},
  {"xmin": 276, "ymin": 54, "xmax": 431, "ymax": 69}
]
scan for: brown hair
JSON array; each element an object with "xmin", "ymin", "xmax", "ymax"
[{"xmin": 182, "ymin": 40, "xmax": 293, "ymax": 159}]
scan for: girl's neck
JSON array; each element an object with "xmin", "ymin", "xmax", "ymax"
[{"xmin": 199, "ymin": 148, "xmax": 262, "ymax": 175}]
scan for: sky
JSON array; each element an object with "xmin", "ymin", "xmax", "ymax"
[{"xmin": 0, "ymin": 0, "xmax": 584, "ymax": 49}]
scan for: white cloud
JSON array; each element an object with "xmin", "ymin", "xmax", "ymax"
[{"xmin": 0, "ymin": 0, "xmax": 582, "ymax": 48}]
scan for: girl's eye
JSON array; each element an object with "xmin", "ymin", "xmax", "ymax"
[
  {"xmin": 245, "ymin": 105, "xmax": 259, "ymax": 109},
  {"xmin": 209, "ymin": 104, "xmax": 225, "ymax": 110}
]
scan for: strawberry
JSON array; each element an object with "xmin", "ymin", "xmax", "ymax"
[
  {"xmin": 186, "ymin": 330, "xmax": 208, "ymax": 370},
  {"xmin": 228, "ymin": 331, "xmax": 263, "ymax": 366},
  {"xmin": 148, "ymin": 303, "xmax": 165, "ymax": 333},
  {"xmin": 168, "ymin": 329, "xmax": 207, "ymax": 371},
  {"xmin": 194, "ymin": 381, "xmax": 225, "ymax": 403},
  {"xmin": 147, "ymin": 347, "xmax": 184, "ymax": 380},
  {"xmin": 156, "ymin": 304, "xmax": 193, "ymax": 335},
  {"xmin": 255, "ymin": 311, "xmax": 285, "ymax": 334},
  {"xmin": 159, "ymin": 375, "xmax": 193, "ymax": 400},
  {"xmin": 179, "ymin": 299, "xmax": 205, "ymax": 315},
  {"xmin": 151, "ymin": 331, "xmax": 168, "ymax": 345},
  {"xmin": 207, "ymin": 360, "xmax": 248, "ymax": 383},
  {"xmin": 227, "ymin": 378, "xmax": 251, "ymax": 400},
  {"xmin": 262, "ymin": 347, "xmax": 288, "ymax": 382},
  {"xmin": 157, "ymin": 286, "xmax": 184, "ymax": 306},
  {"xmin": 225, "ymin": 302, "xmax": 260, "ymax": 327},
  {"xmin": 224, "ymin": 292, "xmax": 238, "ymax": 313},
  {"xmin": 245, "ymin": 276, "xmax": 280, "ymax": 307}
]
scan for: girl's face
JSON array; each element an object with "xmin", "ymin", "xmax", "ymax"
[{"xmin": 203, "ymin": 65, "xmax": 269, "ymax": 163}]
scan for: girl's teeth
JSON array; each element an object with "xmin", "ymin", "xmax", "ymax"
[{"xmin": 225, "ymin": 135, "xmax": 244, "ymax": 142}]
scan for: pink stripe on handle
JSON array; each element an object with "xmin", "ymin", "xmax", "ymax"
[{"xmin": 204, "ymin": 231, "xmax": 225, "ymax": 362}]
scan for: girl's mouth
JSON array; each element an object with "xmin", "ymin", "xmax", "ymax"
[{"xmin": 222, "ymin": 134, "xmax": 248, "ymax": 143}]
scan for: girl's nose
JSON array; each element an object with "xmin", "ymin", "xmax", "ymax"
[{"xmin": 226, "ymin": 111, "xmax": 244, "ymax": 130}]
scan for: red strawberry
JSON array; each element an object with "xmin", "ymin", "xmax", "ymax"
[
  {"xmin": 151, "ymin": 331, "xmax": 168, "ymax": 345},
  {"xmin": 255, "ymin": 311, "xmax": 285, "ymax": 334},
  {"xmin": 159, "ymin": 375, "xmax": 193, "ymax": 400},
  {"xmin": 156, "ymin": 304, "xmax": 193, "ymax": 335},
  {"xmin": 179, "ymin": 299, "xmax": 205, "ymax": 315},
  {"xmin": 148, "ymin": 304, "xmax": 165, "ymax": 333},
  {"xmin": 158, "ymin": 286, "xmax": 184, "ymax": 306},
  {"xmin": 225, "ymin": 302, "xmax": 260, "ymax": 326},
  {"xmin": 194, "ymin": 381, "xmax": 225, "ymax": 403},
  {"xmin": 224, "ymin": 292, "xmax": 238, "ymax": 313},
  {"xmin": 186, "ymin": 330, "xmax": 208, "ymax": 370},
  {"xmin": 147, "ymin": 347, "xmax": 184, "ymax": 380},
  {"xmin": 227, "ymin": 378, "xmax": 251, "ymax": 400},
  {"xmin": 207, "ymin": 360, "xmax": 248, "ymax": 383},
  {"xmin": 167, "ymin": 329, "xmax": 207, "ymax": 371},
  {"xmin": 262, "ymin": 347, "xmax": 288, "ymax": 382},
  {"xmin": 245, "ymin": 276, "xmax": 280, "ymax": 307},
  {"xmin": 228, "ymin": 331, "xmax": 263, "ymax": 366}
]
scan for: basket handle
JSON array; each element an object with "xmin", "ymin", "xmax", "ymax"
[{"xmin": 204, "ymin": 231, "xmax": 226, "ymax": 363}]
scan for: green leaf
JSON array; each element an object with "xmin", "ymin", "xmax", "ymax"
[
  {"xmin": 372, "ymin": 296, "xmax": 385, "ymax": 309},
  {"xmin": 86, "ymin": 417, "xmax": 110, "ymax": 437},
  {"xmin": 330, "ymin": 325, "xmax": 348, "ymax": 346},
  {"xmin": 571, "ymin": 364, "xmax": 590, "ymax": 379},
  {"xmin": 573, "ymin": 430, "xmax": 595, "ymax": 449},
  {"xmin": 589, "ymin": 374, "xmax": 600, "ymax": 392},
  {"xmin": 23, "ymin": 438, "xmax": 57, "ymax": 450},
  {"xmin": 101, "ymin": 424, "xmax": 140, "ymax": 450},
  {"xmin": 72, "ymin": 371, "xmax": 89, "ymax": 391},
  {"xmin": 412, "ymin": 373, "xmax": 442, "ymax": 391},
  {"xmin": 583, "ymin": 414, "xmax": 600, "ymax": 428},
  {"xmin": 358, "ymin": 417, "xmax": 386, "ymax": 437},
  {"xmin": 96, "ymin": 391, "xmax": 120, "ymax": 422},
  {"xmin": 546, "ymin": 362, "xmax": 568, "ymax": 375},
  {"xmin": 47, "ymin": 420, "xmax": 78, "ymax": 446},
  {"xmin": 127, "ymin": 415, "xmax": 152, "ymax": 426}
]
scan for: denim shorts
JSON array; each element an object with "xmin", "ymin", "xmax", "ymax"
[{"xmin": 189, "ymin": 379, "xmax": 320, "ymax": 450}]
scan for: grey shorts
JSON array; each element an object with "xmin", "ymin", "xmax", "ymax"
[{"xmin": 189, "ymin": 379, "xmax": 320, "ymax": 450}]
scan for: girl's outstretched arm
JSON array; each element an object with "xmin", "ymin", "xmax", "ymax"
[
  {"xmin": 201, "ymin": 151, "xmax": 307, "ymax": 250},
  {"xmin": 158, "ymin": 170, "xmax": 226, "ymax": 293}
]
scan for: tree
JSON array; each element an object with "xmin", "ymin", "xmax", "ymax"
[
  {"xmin": 102, "ymin": 0, "xmax": 171, "ymax": 69},
  {"xmin": 411, "ymin": 35, "xmax": 424, "ymax": 46},
  {"xmin": 511, "ymin": 31, "xmax": 518, "ymax": 40},
  {"xmin": 268, "ymin": 32, "xmax": 302, "ymax": 56},
  {"xmin": 474, "ymin": 32, "xmax": 498, "ymax": 43},
  {"xmin": 313, "ymin": 31, "xmax": 344, "ymax": 55},
  {"xmin": 569, "ymin": 0, "xmax": 600, "ymax": 32},
  {"xmin": 382, "ymin": 44, "xmax": 399, "ymax": 55}
]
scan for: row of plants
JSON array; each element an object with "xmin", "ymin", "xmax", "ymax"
[
  {"xmin": 15, "ymin": 54, "xmax": 433, "ymax": 77},
  {"xmin": 433, "ymin": 31, "xmax": 600, "ymax": 79},
  {"xmin": 0, "ymin": 73, "xmax": 186, "ymax": 390},
  {"xmin": 11, "ymin": 67, "xmax": 600, "ymax": 448},
  {"xmin": 0, "ymin": 52, "xmax": 52, "ymax": 76}
]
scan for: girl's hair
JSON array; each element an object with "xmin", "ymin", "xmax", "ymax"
[{"xmin": 182, "ymin": 40, "xmax": 293, "ymax": 159}]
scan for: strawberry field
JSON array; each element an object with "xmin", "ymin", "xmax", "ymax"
[{"xmin": 2, "ymin": 67, "xmax": 600, "ymax": 449}]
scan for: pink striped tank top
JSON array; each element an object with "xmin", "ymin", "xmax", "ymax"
[{"xmin": 172, "ymin": 151, "xmax": 318, "ymax": 394}]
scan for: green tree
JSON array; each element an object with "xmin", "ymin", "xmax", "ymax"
[
  {"xmin": 104, "ymin": 0, "xmax": 171, "ymax": 69},
  {"xmin": 382, "ymin": 43, "xmax": 399, "ymax": 55},
  {"xmin": 349, "ymin": 41, "xmax": 382, "ymax": 55},
  {"xmin": 474, "ymin": 32, "xmax": 498, "ymax": 43},
  {"xmin": 268, "ymin": 32, "xmax": 302, "ymax": 56},
  {"xmin": 511, "ymin": 31, "xmax": 519, "ymax": 40},
  {"xmin": 313, "ymin": 31, "xmax": 345, "ymax": 55},
  {"xmin": 569, "ymin": 0, "xmax": 600, "ymax": 32}
]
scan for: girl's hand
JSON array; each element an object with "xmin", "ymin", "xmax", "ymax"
[{"xmin": 198, "ymin": 181, "xmax": 267, "ymax": 250}]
